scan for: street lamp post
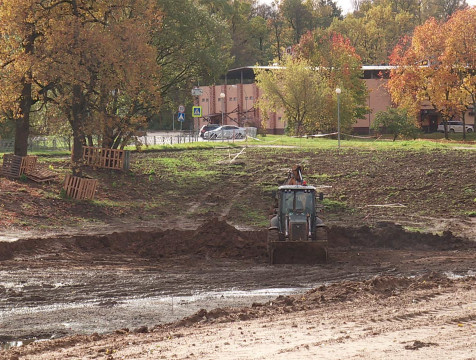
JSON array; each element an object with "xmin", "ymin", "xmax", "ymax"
[
  {"xmin": 220, "ymin": 92, "xmax": 226, "ymax": 126},
  {"xmin": 335, "ymin": 87, "xmax": 341, "ymax": 148}
]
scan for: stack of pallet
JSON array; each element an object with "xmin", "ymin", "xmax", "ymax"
[{"xmin": 1, "ymin": 154, "xmax": 58, "ymax": 182}]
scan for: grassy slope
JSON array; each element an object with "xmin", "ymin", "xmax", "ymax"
[{"xmin": 0, "ymin": 136, "xmax": 475, "ymax": 233}]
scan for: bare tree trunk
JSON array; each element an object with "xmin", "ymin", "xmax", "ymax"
[
  {"xmin": 462, "ymin": 111, "xmax": 466, "ymax": 141},
  {"xmin": 71, "ymin": 84, "xmax": 85, "ymax": 177},
  {"xmin": 14, "ymin": 30, "xmax": 35, "ymax": 156},
  {"xmin": 15, "ymin": 76, "xmax": 32, "ymax": 156}
]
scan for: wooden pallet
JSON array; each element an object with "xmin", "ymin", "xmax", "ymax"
[
  {"xmin": 63, "ymin": 174, "xmax": 98, "ymax": 200},
  {"xmin": 1, "ymin": 154, "xmax": 39, "ymax": 178},
  {"xmin": 26, "ymin": 168, "xmax": 58, "ymax": 183},
  {"xmin": 22, "ymin": 155, "xmax": 38, "ymax": 175},
  {"xmin": 82, "ymin": 146, "xmax": 130, "ymax": 171}
]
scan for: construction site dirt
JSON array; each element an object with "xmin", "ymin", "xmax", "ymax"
[
  {"xmin": 1, "ymin": 146, "xmax": 476, "ymax": 359},
  {"xmin": 1, "ymin": 219, "xmax": 476, "ymax": 359}
]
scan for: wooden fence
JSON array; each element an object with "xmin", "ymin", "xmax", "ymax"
[
  {"xmin": 63, "ymin": 174, "xmax": 98, "ymax": 200},
  {"xmin": 82, "ymin": 146, "xmax": 130, "ymax": 171}
]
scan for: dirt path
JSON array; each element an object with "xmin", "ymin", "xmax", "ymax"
[{"xmin": 4, "ymin": 275, "xmax": 475, "ymax": 359}]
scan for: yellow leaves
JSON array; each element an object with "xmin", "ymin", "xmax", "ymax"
[{"xmin": 388, "ymin": 7, "xmax": 476, "ymax": 115}]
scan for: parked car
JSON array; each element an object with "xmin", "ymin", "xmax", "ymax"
[
  {"xmin": 203, "ymin": 125, "xmax": 247, "ymax": 139},
  {"xmin": 437, "ymin": 121, "xmax": 474, "ymax": 133},
  {"xmin": 199, "ymin": 123, "xmax": 220, "ymax": 138}
]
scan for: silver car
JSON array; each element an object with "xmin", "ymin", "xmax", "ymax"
[
  {"xmin": 203, "ymin": 125, "xmax": 247, "ymax": 139},
  {"xmin": 437, "ymin": 121, "xmax": 474, "ymax": 133}
]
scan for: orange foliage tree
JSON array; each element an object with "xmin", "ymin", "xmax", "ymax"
[
  {"xmin": 387, "ymin": 8, "xmax": 476, "ymax": 139},
  {"xmin": 0, "ymin": 0, "xmax": 160, "ymax": 175},
  {"xmin": 442, "ymin": 7, "xmax": 476, "ymax": 138},
  {"xmin": 37, "ymin": 0, "xmax": 161, "ymax": 175},
  {"xmin": 0, "ymin": 0, "xmax": 49, "ymax": 156}
]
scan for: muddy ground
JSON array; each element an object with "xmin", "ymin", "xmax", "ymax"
[{"xmin": 0, "ymin": 145, "xmax": 476, "ymax": 358}]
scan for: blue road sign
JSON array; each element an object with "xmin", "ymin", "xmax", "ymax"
[
  {"xmin": 192, "ymin": 106, "xmax": 202, "ymax": 118},
  {"xmin": 178, "ymin": 112, "xmax": 185, "ymax": 122}
]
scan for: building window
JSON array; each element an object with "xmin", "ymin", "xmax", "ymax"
[
  {"xmin": 229, "ymin": 97, "xmax": 232, "ymax": 101},
  {"xmin": 249, "ymin": 96, "xmax": 254, "ymax": 100},
  {"xmin": 233, "ymin": 97, "xmax": 237, "ymax": 101},
  {"xmin": 245, "ymin": 96, "xmax": 248, "ymax": 100},
  {"xmin": 202, "ymin": 98, "xmax": 206, "ymax": 102},
  {"xmin": 206, "ymin": 98, "xmax": 209, "ymax": 102},
  {"xmin": 218, "ymin": 98, "xmax": 222, "ymax": 102}
]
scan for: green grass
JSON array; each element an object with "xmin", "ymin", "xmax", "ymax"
[
  {"xmin": 232, "ymin": 203, "xmax": 269, "ymax": 227},
  {"xmin": 125, "ymin": 141, "xmax": 242, "ymax": 152},
  {"xmin": 321, "ymin": 198, "xmax": 348, "ymax": 211},
  {"xmin": 403, "ymin": 226, "xmax": 428, "ymax": 233},
  {"xmin": 3, "ymin": 133, "xmax": 473, "ymax": 160},
  {"xmin": 245, "ymin": 134, "xmax": 476, "ymax": 151}
]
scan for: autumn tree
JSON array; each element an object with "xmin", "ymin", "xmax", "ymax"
[
  {"xmin": 0, "ymin": 0, "xmax": 48, "ymax": 156},
  {"xmin": 442, "ymin": 7, "xmax": 476, "ymax": 139},
  {"xmin": 267, "ymin": 2, "xmax": 286, "ymax": 61},
  {"xmin": 387, "ymin": 9, "xmax": 475, "ymax": 140},
  {"xmin": 255, "ymin": 56, "xmax": 327, "ymax": 136},
  {"xmin": 330, "ymin": 2, "xmax": 415, "ymax": 64},
  {"xmin": 295, "ymin": 30, "xmax": 368, "ymax": 132},
  {"xmin": 36, "ymin": 0, "xmax": 161, "ymax": 176}
]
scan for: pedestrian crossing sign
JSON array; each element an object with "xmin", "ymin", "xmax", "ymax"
[
  {"xmin": 178, "ymin": 112, "xmax": 185, "ymax": 122},
  {"xmin": 192, "ymin": 106, "xmax": 202, "ymax": 118}
]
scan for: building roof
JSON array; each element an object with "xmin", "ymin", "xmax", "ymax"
[{"xmin": 223, "ymin": 65, "xmax": 397, "ymax": 81}]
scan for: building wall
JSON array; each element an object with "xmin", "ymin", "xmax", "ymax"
[
  {"xmin": 352, "ymin": 78, "xmax": 393, "ymax": 134},
  {"xmin": 197, "ymin": 79, "xmax": 474, "ymax": 134}
]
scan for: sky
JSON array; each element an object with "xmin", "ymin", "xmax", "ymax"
[{"xmin": 258, "ymin": 0, "xmax": 476, "ymax": 15}]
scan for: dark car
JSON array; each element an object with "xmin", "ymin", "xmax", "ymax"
[{"xmin": 199, "ymin": 124, "xmax": 220, "ymax": 138}]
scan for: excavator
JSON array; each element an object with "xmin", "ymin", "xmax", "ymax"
[{"xmin": 268, "ymin": 165, "xmax": 328, "ymax": 264}]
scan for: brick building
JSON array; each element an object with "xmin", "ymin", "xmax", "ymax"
[{"xmin": 194, "ymin": 66, "xmax": 475, "ymax": 135}]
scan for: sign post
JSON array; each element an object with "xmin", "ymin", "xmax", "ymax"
[{"xmin": 178, "ymin": 105, "xmax": 185, "ymax": 131}]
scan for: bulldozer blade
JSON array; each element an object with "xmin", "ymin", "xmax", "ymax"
[{"xmin": 268, "ymin": 241, "xmax": 328, "ymax": 264}]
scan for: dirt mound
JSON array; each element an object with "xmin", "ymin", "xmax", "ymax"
[
  {"xmin": 163, "ymin": 273, "xmax": 467, "ymax": 328},
  {"xmin": 0, "ymin": 221, "xmax": 473, "ymax": 262},
  {"xmin": 329, "ymin": 223, "xmax": 472, "ymax": 250},
  {"xmin": 190, "ymin": 217, "xmax": 266, "ymax": 259},
  {"xmin": 0, "ymin": 218, "xmax": 267, "ymax": 262}
]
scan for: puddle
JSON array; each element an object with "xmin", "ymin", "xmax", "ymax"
[
  {"xmin": 121, "ymin": 287, "xmax": 308, "ymax": 307},
  {"xmin": 1, "ymin": 339, "xmax": 37, "ymax": 350},
  {"xmin": 444, "ymin": 270, "xmax": 476, "ymax": 279},
  {"xmin": 0, "ymin": 286, "xmax": 309, "ymax": 350}
]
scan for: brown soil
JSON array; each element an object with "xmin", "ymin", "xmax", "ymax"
[{"xmin": 1, "ymin": 146, "xmax": 475, "ymax": 359}]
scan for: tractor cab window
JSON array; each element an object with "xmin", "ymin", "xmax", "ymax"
[
  {"xmin": 295, "ymin": 191, "xmax": 308, "ymax": 212},
  {"xmin": 283, "ymin": 191, "xmax": 295, "ymax": 213},
  {"xmin": 282, "ymin": 190, "xmax": 314, "ymax": 213}
]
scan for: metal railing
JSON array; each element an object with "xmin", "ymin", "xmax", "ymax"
[
  {"xmin": 0, "ymin": 137, "xmax": 72, "ymax": 153},
  {"xmin": 0, "ymin": 129, "xmax": 256, "ymax": 153},
  {"xmin": 0, "ymin": 132, "xmax": 200, "ymax": 153}
]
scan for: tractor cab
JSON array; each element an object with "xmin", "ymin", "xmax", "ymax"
[{"xmin": 268, "ymin": 185, "xmax": 328, "ymax": 264}]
